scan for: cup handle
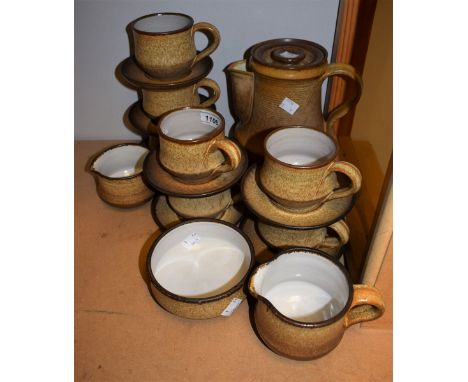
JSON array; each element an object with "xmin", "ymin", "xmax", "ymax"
[
  {"xmin": 320, "ymin": 220, "xmax": 350, "ymax": 249},
  {"xmin": 344, "ymin": 285, "xmax": 385, "ymax": 328},
  {"xmin": 191, "ymin": 22, "xmax": 221, "ymax": 66},
  {"xmin": 320, "ymin": 63, "xmax": 363, "ymax": 136},
  {"xmin": 207, "ymin": 138, "xmax": 242, "ymax": 175},
  {"xmin": 324, "ymin": 161, "xmax": 362, "ymax": 201},
  {"xmin": 194, "ymin": 78, "xmax": 221, "ymax": 108}
]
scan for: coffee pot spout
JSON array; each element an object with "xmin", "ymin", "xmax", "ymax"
[{"xmin": 226, "ymin": 60, "xmax": 254, "ymax": 123}]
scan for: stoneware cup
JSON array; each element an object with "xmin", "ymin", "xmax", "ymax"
[
  {"xmin": 167, "ymin": 189, "xmax": 232, "ymax": 219},
  {"xmin": 249, "ymin": 248, "xmax": 385, "ymax": 360},
  {"xmin": 132, "ymin": 13, "xmax": 220, "ymax": 79},
  {"xmin": 147, "ymin": 219, "xmax": 254, "ymax": 319},
  {"xmin": 90, "ymin": 143, "xmax": 154, "ymax": 208},
  {"xmin": 256, "ymin": 219, "xmax": 349, "ymax": 253},
  {"xmin": 141, "ymin": 78, "xmax": 220, "ymax": 118},
  {"xmin": 259, "ymin": 127, "xmax": 362, "ymax": 212},
  {"xmin": 157, "ymin": 107, "xmax": 242, "ymax": 184}
]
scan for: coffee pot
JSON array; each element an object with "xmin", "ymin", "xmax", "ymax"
[{"xmin": 226, "ymin": 38, "xmax": 362, "ymax": 159}]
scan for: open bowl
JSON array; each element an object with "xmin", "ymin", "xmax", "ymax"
[{"xmin": 147, "ymin": 219, "xmax": 254, "ymax": 319}]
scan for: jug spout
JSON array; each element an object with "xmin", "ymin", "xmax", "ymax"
[{"xmin": 226, "ymin": 60, "xmax": 254, "ymax": 123}]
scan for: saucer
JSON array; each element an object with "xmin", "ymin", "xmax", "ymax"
[
  {"xmin": 128, "ymin": 101, "xmax": 159, "ymax": 136},
  {"xmin": 240, "ymin": 217, "xmax": 275, "ymax": 264},
  {"xmin": 120, "ymin": 56, "xmax": 213, "ymax": 90},
  {"xmin": 143, "ymin": 149, "xmax": 248, "ymax": 198},
  {"xmin": 152, "ymin": 195, "xmax": 244, "ymax": 230},
  {"xmin": 241, "ymin": 164, "xmax": 356, "ymax": 229}
]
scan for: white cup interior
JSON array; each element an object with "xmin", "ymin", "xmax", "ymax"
[
  {"xmin": 160, "ymin": 109, "xmax": 222, "ymax": 141},
  {"xmin": 150, "ymin": 221, "xmax": 251, "ymax": 298},
  {"xmin": 266, "ymin": 127, "xmax": 336, "ymax": 166},
  {"xmin": 92, "ymin": 145, "xmax": 149, "ymax": 178},
  {"xmin": 253, "ymin": 250, "xmax": 349, "ymax": 323},
  {"xmin": 134, "ymin": 13, "xmax": 192, "ymax": 33}
]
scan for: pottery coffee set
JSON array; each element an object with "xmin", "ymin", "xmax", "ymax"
[{"xmin": 89, "ymin": 12, "xmax": 385, "ymax": 361}]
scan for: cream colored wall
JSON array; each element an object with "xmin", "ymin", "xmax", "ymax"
[{"xmin": 351, "ymin": 0, "xmax": 393, "ymax": 173}]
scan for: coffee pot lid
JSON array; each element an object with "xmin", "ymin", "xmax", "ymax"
[{"xmin": 249, "ymin": 38, "xmax": 328, "ymax": 80}]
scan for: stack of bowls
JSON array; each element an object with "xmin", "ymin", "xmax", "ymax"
[
  {"xmin": 241, "ymin": 126, "xmax": 362, "ymax": 264},
  {"xmin": 119, "ymin": 12, "xmax": 222, "ymax": 149},
  {"xmin": 143, "ymin": 107, "xmax": 248, "ymax": 229}
]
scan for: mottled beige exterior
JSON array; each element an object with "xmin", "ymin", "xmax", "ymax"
[
  {"xmin": 94, "ymin": 175, "xmax": 154, "ymax": 208},
  {"xmin": 142, "ymin": 78, "xmax": 220, "ymax": 118},
  {"xmin": 168, "ymin": 189, "xmax": 231, "ymax": 218},
  {"xmin": 242, "ymin": 165, "xmax": 355, "ymax": 228},
  {"xmin": 159, "ymin": 129, "xmax": 242, "ymax": 183},
  {"xmin": 257, "ymin": 219, "xmax": 349, "ymax": 255},
  {"xmin": 133, "ymin": 21, "xmax": 220, "ymax": 79},
  {"xmin": 150, "ymin": 282, "xmax": 246, "ymax": 319},
  {"xmin": 259, "ymin": 154, "xmax": 361, "ymax": 211}
]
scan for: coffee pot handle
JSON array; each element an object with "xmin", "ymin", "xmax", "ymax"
[
  {"xmin": 194, "ymin": 78, "xmax": 221, "ymax": 108},
  {"xmin": 320, "ymin": 63, "xmax": 363, "ymax": 137},
  {"xmin": 344, "ymin": 285, "xmax": 385, "ymax": 328},
  {"xmin": 208, "ymin": 138, "xmax": 242, "ymax": 175},
  {"xmin": 191, "ymin": 22, "xmax": 221, "ymax": 67},
  {"xmin": 325, "ymin": 161, "xmax": 362, "ymax": 201}
]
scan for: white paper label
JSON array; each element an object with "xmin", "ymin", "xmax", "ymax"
[
  {"xmin": 279, "ymin": 97, "xmax": 300, "ymax": 115},
  {"xmin": 200, "ymin": 112, "xmax": 220, "ymax": 128},
  {"xmin": 221, "ymin": 298, "xmax": 243, "ymax": 317},
  {"xmin": 182, "ymin": 233, "xmax": 201, "ymax": 249}
]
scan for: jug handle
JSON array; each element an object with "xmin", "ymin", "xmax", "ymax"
[
  {"xmin": 344, "ymin": 285, "xmax": 385, "ymax": 328},
  {"xmin": 320, "ymin": 63, "xmax": 363, "ymax": 137}
]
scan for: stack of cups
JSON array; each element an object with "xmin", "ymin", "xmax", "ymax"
[
  {"xmin": 121, "ymin": 13, "xmax": 222, "ymax": 149},
  {"xmin": 143, "ymin": 107, "xmax": 248, "ymax": 229},
  {"xmin": 241, "ymin": 126, "xmax": 362, "ymax": 264}
]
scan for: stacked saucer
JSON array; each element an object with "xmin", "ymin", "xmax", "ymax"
[
  {"xmin": 241, "ymin": 126, "xmax": 361, "ymax": 263},
  {"xmin": 120, "ymin": 12, "xmax": 221, "ymax": 149},
  {"xmin": 143, "ymin": 107, "xmax": 248, "ymax": 230}
]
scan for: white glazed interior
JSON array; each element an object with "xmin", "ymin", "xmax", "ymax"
[
  {"xmin": 160, "ymin": 109, "xmax": 222, "ymax": 141},
  {"xmin": 134, "ymin": 14, "xmax": 192, "ymax": 33},
  {"xmin": 92, "ymin": 145, "xmax": 149, "ymax": 178},
  {"xmin": 266, "ymin": 127, "xmax": 336, "ymax": 166},
  {"xmin": 253, "ymin": 251, "xmax": 349, "ymax": 322},
  {"xmin": 150, "ymin": 221, "xmax": 251, "ymax": 298}
]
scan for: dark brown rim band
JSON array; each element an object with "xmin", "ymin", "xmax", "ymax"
[
  {"xmin": 146, "ymin": 219, "xmax": 255, "ymax": 304},
  {"xmin": 250, "ymin": 248, "xmax": 353, "ymax": 328},
  {"xmin": 90, "ymin": 143, "xmax": 149, "ymax": 181},
  {"xmin": 131, "ymin": 13, "xmax": 194, "ymax": 36},
  {"xmin": 157, "ymin": 107, "xmax": 225, "ymax": 144},
  {"xmin": 263, "ymin": 126, "xmax": 338, "ymax": 169}
]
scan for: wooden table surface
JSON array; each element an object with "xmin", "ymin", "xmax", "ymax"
[{"xmin": 75, "ymin": 140, "xmax": 392, "ymax": 381}]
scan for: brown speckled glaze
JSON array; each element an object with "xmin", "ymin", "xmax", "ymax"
[
  {"xmin": 90, "ymin": 144, "xmax": 154, "ymax": 208},
  {"xmin": 153, "ymin": 195, "xmax": 244, "ymax": 230},
  {"xmin": 240, "ymin": 217, "xmax": 274, "ymax": 263},
  {"xmin": 132, "ymin": 13, "xmax": 220, "ymax": 79},
  {"xmin": 142, "ymin": 78, "xmax": 220, "ymax": 118},
  {"xmin": 259, "ymin": 127, "xmax": 361, "ymax": 211},
  {"xmin": 256, "ymin": 219, "xmax": 349, "ymax": 256},
  {"xmin": 249, "ymin": 249, "xmax": 385, "ymax": 360},
  {"xmin": 242, "ymin": 164, "xmax": 356, "ymax": 228},
  {"xmin": 143, "ymin": 148, "xmax": 248, "ymax": 197},
  {"xmin": 147, "ymin": 219, "xmax": 254, "ymax": 319},
  {"xmin": 227, "ymin": 38, "xmax": 362, "ymax": 158},
  {"xmin": 168, "ymin": 189, "xmax": 232, "ymax": 219},
  {"xmin": 158, "ymin": 108, "xmax": 243, "ymax": 183}
]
